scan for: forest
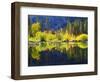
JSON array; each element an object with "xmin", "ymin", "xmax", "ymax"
[
  {"xmin": 28, "ymin": 15, "xmax": 88, "ymax": 43},
  {"xmin": 28, "ymin": 15, "xmax": 88, "ymax": 66}
]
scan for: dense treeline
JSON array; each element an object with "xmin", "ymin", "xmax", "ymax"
[{"xmin": 28, "ymin": 16, "xmax": 88, "ymax": 42}]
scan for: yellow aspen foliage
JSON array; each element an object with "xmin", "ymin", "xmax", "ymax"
[
  {"xmin": 31, "ymin": 22, "xmax": 41, "ymax": 33},
  {"xmin": 76, "ymin": 34, "xmax": 88, "ymax": 41}
]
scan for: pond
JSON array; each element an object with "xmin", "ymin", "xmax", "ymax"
[{"xmin": 28, "ymin": 42, "xmax": 88, "ymax": 66}]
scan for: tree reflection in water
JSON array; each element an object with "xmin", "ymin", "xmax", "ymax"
[{"xmin": 28, "ymin": 42, "xmax": 88, "ymax": 66}]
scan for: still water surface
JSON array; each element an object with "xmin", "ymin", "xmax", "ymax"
[{"xmin": 28, "ymin": 42, "xmax": 88, "ymax": 66}]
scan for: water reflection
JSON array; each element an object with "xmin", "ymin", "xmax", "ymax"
[{"xmin": 28, "ymin": 42, "xmax": 88, "ymax": 66}]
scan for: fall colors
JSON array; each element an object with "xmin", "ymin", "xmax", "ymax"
[
  {"xmin": 28, "ymin": 15, "xmax": 88, "ymax": 43},
  {"xmin": 28, "ymin": 15, "xmax": 88, "ymax": 66}
]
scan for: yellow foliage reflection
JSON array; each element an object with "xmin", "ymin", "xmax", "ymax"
[{"xmin": 29, "ymin": 42, "xmax": 87, "ymax": 60}]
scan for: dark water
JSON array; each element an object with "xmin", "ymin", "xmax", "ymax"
[{"xmin": 28, "ymin": 42, "xmax": 88, "ymax": 66}]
